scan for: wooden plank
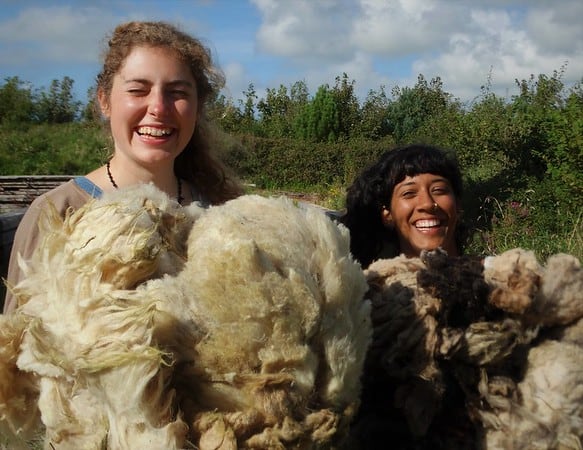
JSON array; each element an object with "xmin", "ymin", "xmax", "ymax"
[{"xmin": 0, "ymin": 175, "xmax": 74, "ymax": 213}]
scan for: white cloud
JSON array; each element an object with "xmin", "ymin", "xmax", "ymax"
[
  {"xmin": 410, "ymin": 3, "xmax": 583, "ymax": 102},
  {"xmin": 0, "ymin": 6, "xmax": 115, "ymax": 65},
  {"xmin": 251, "ymin": 0, "xmax": 358, "ymax": 62},
  {"xmin": 248, "ymin": 0, "xmax": 583, "ymax": 102},
  {"xmin": 351, "ymin": 0, "xmax": 451, "ymax": 56},
  {"xmin": 525, "ymin": 3, "xmax": 583, "ymax": 55}
]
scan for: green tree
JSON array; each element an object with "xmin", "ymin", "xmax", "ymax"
[
  {"xmin": 288, "ymin": 80, "xmax": 310, "ymax": 132},
  {"xmin": 356, "ymin": 86, "xmax": 390, "ymax": 139},
  {"xmin": 81, "ymin": 86, "xmax": 100, "ymax": 122},
  {"xmin": 257, "ymin": 84, "xmax": 292, "ymax": 138},
  {"xmin": 387, "ymin": 74, "xmax": 451, "ymax": 142},
  {"xmin": 508, "ymin": 68, "xmax": 571, "ymax": 181},
  {"xmin": 454, "ymin": 90, "xmax": 512, "ymax": 175},
  {"xmin": 208, "ymin": 93, "xmax": 244, "ymax": 133},
  {"xmin": 331, "ymin": 73, "xmax": 360, "ymax": 139},
  {"xmin": 290, "ymin": 80, "xmax": 309, "ymax": 106},
  {"xmin": 294, "ymin": 85, "xmax": 340, "ymax": 142},
  {"xmin": 35, "ymin": 76, "xmax": 81, "ymax": 123},
  {"xmin": 512, "ymin": 71, "xmax": 583, "ymax": 204},
  {"xmin": 239, "ymin": 83, "xmax": 258, "ymax": 131},
  {"xmin": 0, "ymin": 76, "xmax": 35, "ymax": 124}
]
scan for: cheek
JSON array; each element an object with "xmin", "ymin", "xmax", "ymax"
[
  {"xmin": 439, "ymin": 193, "xmax": 457, "ymax": 212},
  {"xmin": 178, "ymin": 101, "xmax": 198, "ymax": 122},
  {"xmin": 392, "ymin": 203, "xmax": 413, "ymax": 222},
  {"xmin": 107, "ymin": 99, "xmax": 133, "ymax": 123}
]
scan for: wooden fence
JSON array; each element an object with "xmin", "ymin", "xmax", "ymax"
[{"xmin": 0, "ymin": 175, "xmax": 74, "ymax": 213}]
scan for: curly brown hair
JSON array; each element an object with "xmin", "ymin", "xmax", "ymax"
[{"xmin": 95, "ymin": 21, "xmax": 242, "ymax": 204}]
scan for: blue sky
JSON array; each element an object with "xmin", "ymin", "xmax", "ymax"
[{"xmin": 1, "ymin": 0, "xmax": 582, "ymax": 106}]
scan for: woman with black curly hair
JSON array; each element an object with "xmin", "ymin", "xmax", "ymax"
[{"xmin": 340, "ymin": 144, "xmax": 468, "ymax": 267}]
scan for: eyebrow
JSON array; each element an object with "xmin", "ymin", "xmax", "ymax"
[
  {"xmin": 123, "ymin": 78, "xmax": 195, "ymax": 89},
  {"xmin": 398, "ymin": 180, "xmax": 417, "ymax": 187},
  {"xmin": 396, "ymin": 177, "xmax": 450, "ymax": 189}
]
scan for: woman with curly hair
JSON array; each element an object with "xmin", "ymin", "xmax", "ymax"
[
  {"xmin": 4, "ymin": 21, "xmax": 243, "ymax": 313},
  {"xmin": 340, "ymin": 143, "xmax": 467, "ymax": 267}
]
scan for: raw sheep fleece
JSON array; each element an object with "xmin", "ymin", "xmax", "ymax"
[
  {"xmin": 0, "ymin": 185, "xmax": 372, "ymax": 450},
  {"xmin": 351, "ymin": 248, "xmax": 583, "ymax": 450}
]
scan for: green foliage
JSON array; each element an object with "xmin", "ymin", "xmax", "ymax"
[
  {"xmin": 341, "ymin": 136, "xmax": 395, "ymax": 185},
  {"xmin": 386, "ymin": 75, "xmax": 451, "ymax": 142},
  {"xmin": 289, "ymin": 80, "xmax": 310, "ymax": 105},
  {"xmin": 331, "ymin": 73, "xmax": 360, "ymax": 139},
  {"xmin": 294, "ymin": 85, "xmax": 340, "ymax": 142},
  {"xmin": 226, "ymin": 135, "xmax": 341, "ymax": 187},
  {"xmin": 1, "ymin": 68, "xmax": 581, "ymax": 260},
  {"xmin": 467, "ymin": 179, "xmax": 582, "ymax": 260},
  {"xmin": 35, "ymin": 77, "xmax": 82, "ymax": 123},
  {"xmin": 355, "ymin": 86, "xmax": 391, "ymax": 139},
  {"xmin": 222, "ymin": 134, "xmax": 393, "ymax": 192},
  {"xmin": 208, "ymin": 93, "xmax": 244, "ymax": 133},
  {"xmin": 256, "ymin": 85, "xmax": 294, "ymax": 138},
  {"xmin": 0, "ymin": 122, "xmax": 109, "ymax": 175},
  {"xmin": 0, "ymin": 76, "xmax": 35, "ymax": 124},
  {"xmin": 240, "ymin": 83, "xmax": 258, "ymax": 131},
  {"xmin": 81, "ymin": 85, "xmax": 100, "ymax": 122},
  {"xmin": 0, "ymin": 76, "xmax": 82, "ymax": 125},
  {"xmin": 457, "ymin": 92, "xmax": 514, "ymax": 174},
  {"xmin": 511, "ymin": 72, "xmax": 583, "ymax": 208}
]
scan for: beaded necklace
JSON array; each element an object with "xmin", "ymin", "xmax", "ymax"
[{"xmin": 106, "ymin": 160, "xmax": 183, "ymax": 204}]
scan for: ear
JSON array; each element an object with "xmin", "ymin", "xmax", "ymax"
[
  {"xmin": 381, "ymin": 206, "xmax": 393, "ymax": 228},
  {"xmin": 97, "ymin": 88, "xmax": 110, "ymax": 118}
]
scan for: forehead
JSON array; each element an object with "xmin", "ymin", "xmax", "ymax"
[
  {"xmin": 117, "ymin": 46, "xmax": 194, "ymax": 81},
  {"xmin": 394, "ymin": 173, "xmax": 450, "ymax": 189}
]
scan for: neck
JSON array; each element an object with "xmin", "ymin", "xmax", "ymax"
[{"xmin": 106, "ymin": 157, "xmax": 183, "ymax": 203}]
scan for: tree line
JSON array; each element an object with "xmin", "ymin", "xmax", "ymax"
[
  {"xmin": 0, "ymin": 76, "xmax": 84, "ymax": 124},
  {"xmin": 0, "ymin": 68, "xmax": 582, "ymax": 259}
]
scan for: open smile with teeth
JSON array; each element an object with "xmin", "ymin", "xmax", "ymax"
[
  {"xmin": 137, "ymin": 126, "xmax": 174, "ymax": 137},
  {"xmin": 415, "ymin": 219, "xmax": 442, "ymax": 230}
]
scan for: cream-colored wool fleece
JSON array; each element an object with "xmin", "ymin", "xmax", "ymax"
[
  {"xmin": 167, "ymin": 194, "xmax": 372, "ymax": 448},
  {"xmin": 0, "ymin": 185, "xmax": 371, "ymax": 450}
]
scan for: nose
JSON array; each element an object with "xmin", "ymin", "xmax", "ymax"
[
  {"xmin": 148, "ymin": 89, "xmax": 170, "ymax": 117},
  {"xmin": 419, "ymin": 190, "xmax": 437, "ymax": 211}
]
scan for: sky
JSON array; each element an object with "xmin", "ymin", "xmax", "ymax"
[{"xmin": 1, "ymin": 0, "xmax": 582, "ymax": 107}]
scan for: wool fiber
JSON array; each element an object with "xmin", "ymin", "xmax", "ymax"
[
  {"xmin": 351, "ymin": 248, "xmax": 583, "ymax": 450},
  {"xmin": 0, "ymin": 187, "xmax": 371, "ymax": 450}
]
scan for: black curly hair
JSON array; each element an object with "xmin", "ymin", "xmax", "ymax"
[{"xmin": 340, "ymin": 144, "xmax": 468, "ymax": 267}]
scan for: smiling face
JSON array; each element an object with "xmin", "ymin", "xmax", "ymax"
[
  {"xmin": 98, "ymin": 45, "xmax": 198, "ymax": 171},
  {"xmin": 382, "ymin": 173, "xmax": 459, "ymax": 257}
]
